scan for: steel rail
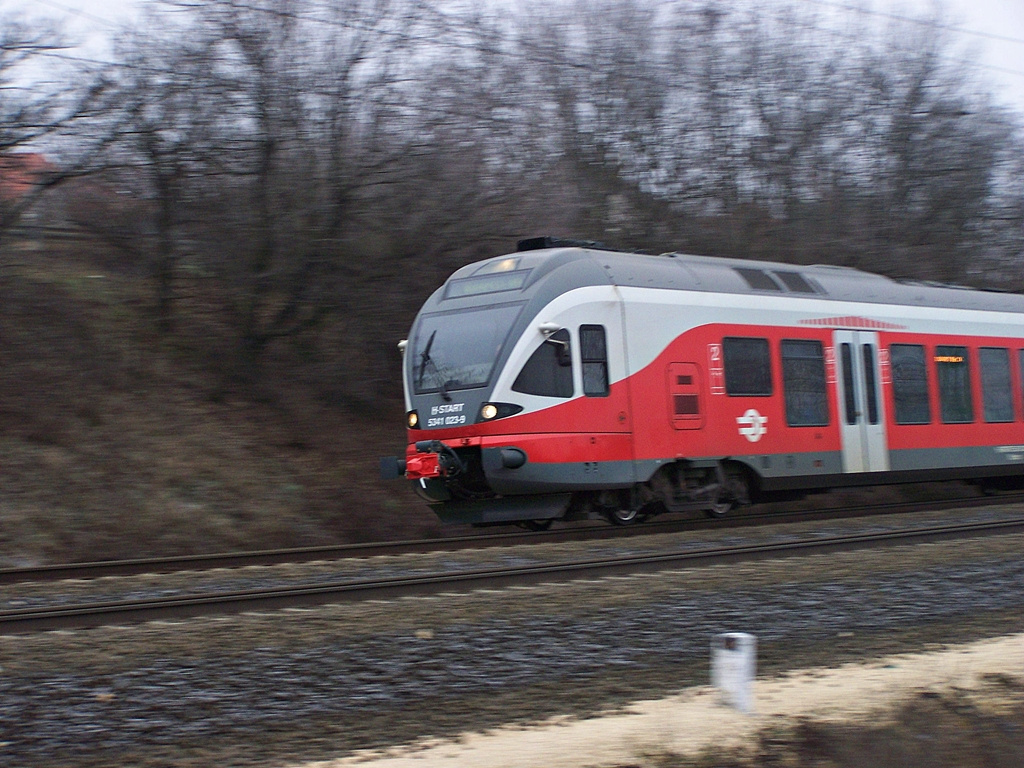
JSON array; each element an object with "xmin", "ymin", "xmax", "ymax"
[
  {"xmin": 4, "ymin": 493, "xmax": 1023, "ymax": 585},
  {"xmin": 3, "ymin": 517, "xmax": 1022, "ymax": 635}
]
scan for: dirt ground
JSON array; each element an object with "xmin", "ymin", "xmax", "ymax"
[{"xmin": 292, "ymin": 633, "xmax": 1024, "ymax": 768}]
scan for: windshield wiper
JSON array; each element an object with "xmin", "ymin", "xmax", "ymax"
[
  {"xmin": 416, "ymin": 330, "xmax": 452, "ymax": 401},
  {"xmin": 416, "ymin": 330, "xmax": 437, "ymax": 389}
]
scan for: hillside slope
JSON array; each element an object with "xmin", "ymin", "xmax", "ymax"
[{"xmin": 0, "ymin": 244, "xmax": 436, "ymax": 566}]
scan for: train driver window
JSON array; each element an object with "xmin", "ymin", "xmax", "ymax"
[
  {"xmin": 890, "ymin": 344, "xmax": 930, "ymax": 424},
  {"xmin": 980, "ymin": 347, "xmax": 1013, "ymax": 423},
  {"xmin": 580, "ymin": 325, "xmax": 610, "ymax": 397},
  {"xmin": 781, "ymin": 339, "xmax": 829, "ymax": 426},
  {"xmin": 723, "ymin": 337, "xmax": 772, "ymax": 396},
  {"xmin": 512, "ymin": 329, "xmax": 574, "ymax": 398},
  {"xmin": 935, "ymin": 345, "xmax": 973, "ymax": 424}
]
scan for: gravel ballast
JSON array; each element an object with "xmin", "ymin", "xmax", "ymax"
[{"xmin": 1, "ymin": 513, "xmax": 1022, "ymax": 767}]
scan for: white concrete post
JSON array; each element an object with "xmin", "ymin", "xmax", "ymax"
[{"xmin": 711, "ymin": 632, "xmax": 757, "ymax": 714}]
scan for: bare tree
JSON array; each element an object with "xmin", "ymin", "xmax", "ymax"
[
  {"xmin": 86, "ymin": 18, "xmax": 224, "ymax": 332},
  {"xmin": 507, "ymin": 0, "xmax": 1024, "ymax": 283},
  {"xmin": 101, "ymin": 0, "xmax": 428, "ymax": 379},
  {"xmin": 196, "ymin": 0, "xmax": 421, "ymax": 381},
  {"xmin": 53, "ymin": 0, "xmax": 1023, "ymax": 394},
  {"xmin": 0, "ymin": 12, "xmax": 109, "ymax": 248}
]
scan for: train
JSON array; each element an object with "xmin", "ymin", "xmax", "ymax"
[{"xmin": 381, "ymin": 237, "xmax": 1024, "ymax": 526}]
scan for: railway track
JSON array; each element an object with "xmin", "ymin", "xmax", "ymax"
[
  {"xmin": 3, "ymin": 515, "xmax": 1022, "ymax": 635},
  {"xmin": 4, "ymin": 492, "xmax": 1024, "ymax": 586}
]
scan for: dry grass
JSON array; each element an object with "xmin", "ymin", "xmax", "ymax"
[
  {"xmin": 637, "ymin": 676, "xmax": 1024, "ymax": 768},
  {"xmin": 0, "ymin": 242, "xmax": 437, "ymax": 566}
]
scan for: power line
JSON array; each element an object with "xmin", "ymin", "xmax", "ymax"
[
  {"xmin": 205, "ymin": 0, "xmax": 1024, "ymax": 81},
  {"xmin": 221, "ymin": 0, "xmax": 1024, "ymax": 82},
  {"xmin": 28, "ymin": 0, "xmax": 1024, "ymax": 54},
  {"xmin": 20, "ymin": 0, "xmax": 1024, "ymax": 90},
  {"xmin": 783, "ymin": 5, "xmax": 1024, "ymax": 80},
  {"xmin": 802, "ymin": 0, "xmax": 1024, "ymax": 47},
  {"xmin": 33, "ymin": 0, "xmax": 122, "ymax": 29}
]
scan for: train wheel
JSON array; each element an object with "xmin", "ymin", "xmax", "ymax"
[
  {"xmin": 705, "ymin": 498, "xmax": 733, "ymax": 519},
  {"xmin": 705, "ymin": 464, "xmax": 749, "ymax": 519},
  {"xmin": 608, "ymin": 506, "xmax": 641, "ymax": 525}
]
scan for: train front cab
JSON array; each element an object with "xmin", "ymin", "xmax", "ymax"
[{"xmin": 400, "ymin": 273, "xmax": 641, "ymax": 526}]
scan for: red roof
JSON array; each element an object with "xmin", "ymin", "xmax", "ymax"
[{"xmin": 0, "ymin": 153, "xmax": 56, "ymax": 203}]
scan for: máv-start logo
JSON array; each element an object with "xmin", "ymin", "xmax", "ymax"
[{"xmin": 736, "ymin": 409, "xmax": 768, "ymax": 442}]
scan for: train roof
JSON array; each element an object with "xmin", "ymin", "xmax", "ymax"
[{"xmin": 437, "ymin": 240, "xmax": 1024, "ymax": 316}]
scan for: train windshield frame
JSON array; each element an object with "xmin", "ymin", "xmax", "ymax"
[{"xmin": 410, "ymin": 302, "xmax": 525, "ymax": 395}]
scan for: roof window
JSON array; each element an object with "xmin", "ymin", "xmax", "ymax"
[
  {"xmin": 735, "ymin": 268, "xmax": 783, "ymax": 291},
  {"xmin": 773, "ymin": 271, "xmax": 818, "ymax": 293}
]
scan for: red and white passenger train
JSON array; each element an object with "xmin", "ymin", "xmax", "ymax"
[{"xmin": 383, "ymin": 237, "xmax": 1024, "ymax": 526}]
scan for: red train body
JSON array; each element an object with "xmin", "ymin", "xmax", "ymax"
[{"xmin": 384, "ymin": 239, "xmax": 1024, "ymax": 525}]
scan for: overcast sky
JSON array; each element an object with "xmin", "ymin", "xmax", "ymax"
[{"xmin": 9, "ymin": 0, "xmax": 1024, "ymax": 114}]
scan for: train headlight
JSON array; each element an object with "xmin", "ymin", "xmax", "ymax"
[
  {"xmin": 407, "ymin": 411, "xmax": 420, "ymax": 429},
  {"xmin": 477, "ymin": 403, "xmax": 524, "ymax": 423}
]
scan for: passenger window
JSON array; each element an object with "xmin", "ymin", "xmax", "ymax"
[
  {"xmin": 512, "ymin": 329, "xmax": 573, "ymax": 398},
  {"xmin": 781, "ymin": 339, "xmax": 828, "ymax": 427},
  {"xmin": 890, "ymin": 344, "xmax": 930, "ymax": 424},
  {"xmin": 935, "ymin": 345, "xmax": 973, "ymax": 423},
  {"xmin": 980, "ymin": 347, "xmax": 1013, "ymax": 423},
  {"xmin": 862, "ymin": 345, "xmax": 879, "ymax": 425},
  {"xmin": 723, "ymin": 337, "xmax": 772, "ymax": 396},
  {"xmin": 580, "ymin": 325, "xmax": 609, "ymax": 397},
  {"xmin": 840, "ymin": 343, "xmax": 857, "ymax": 424},
  {"xmin": 1019, "ymin": 350, "xmax": 1024, "ymax": 417}
]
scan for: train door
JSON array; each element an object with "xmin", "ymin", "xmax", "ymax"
[{"xmin": 834, "ymin": 330, "xmax": 890, "ymax": 473}]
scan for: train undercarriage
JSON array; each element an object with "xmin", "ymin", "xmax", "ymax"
[{"xmin": 405, "ymin": 442, "xmax": 758, "ymax": 527}]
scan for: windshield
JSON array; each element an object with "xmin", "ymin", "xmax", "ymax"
[{"xmin": 411, "ymin": 303, "xmax": 524, "ymax": 395}]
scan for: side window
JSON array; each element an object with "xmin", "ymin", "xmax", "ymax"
[
  {"xmin": 862, "ymin": 345, "xmax": 879, "ymax": 425},
  {"xmin": 781, "ymin": 339, "xmax": 828, "ymax": 427},
  {"xmin": 935, "ymin": 345, "xmax": 973, "ymax": 424},
  {"xmin": 723, "ymin": 337, "xmax": 772, "ymax": 396},
  {"xmin": 980, "ymin": 347, "xmax": 1013, "ymax": 423},
  {"xmin": 840, "ymin": 343, "xmax": 857, "ymax": 424},
  {"xmin": 580, "ymin": 325, "xmax": 609, "ymax": 397},
  {"xmin": 1019, "ymin": 350, "xmax": 1024, "ymax": 417},
  {"xmin": 512, "ymin": 329, "xmax": 573, "ymax": 398},
  {"xmin": 890, "ymin": 344, "xmax": 930, "ymax": 425}
]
